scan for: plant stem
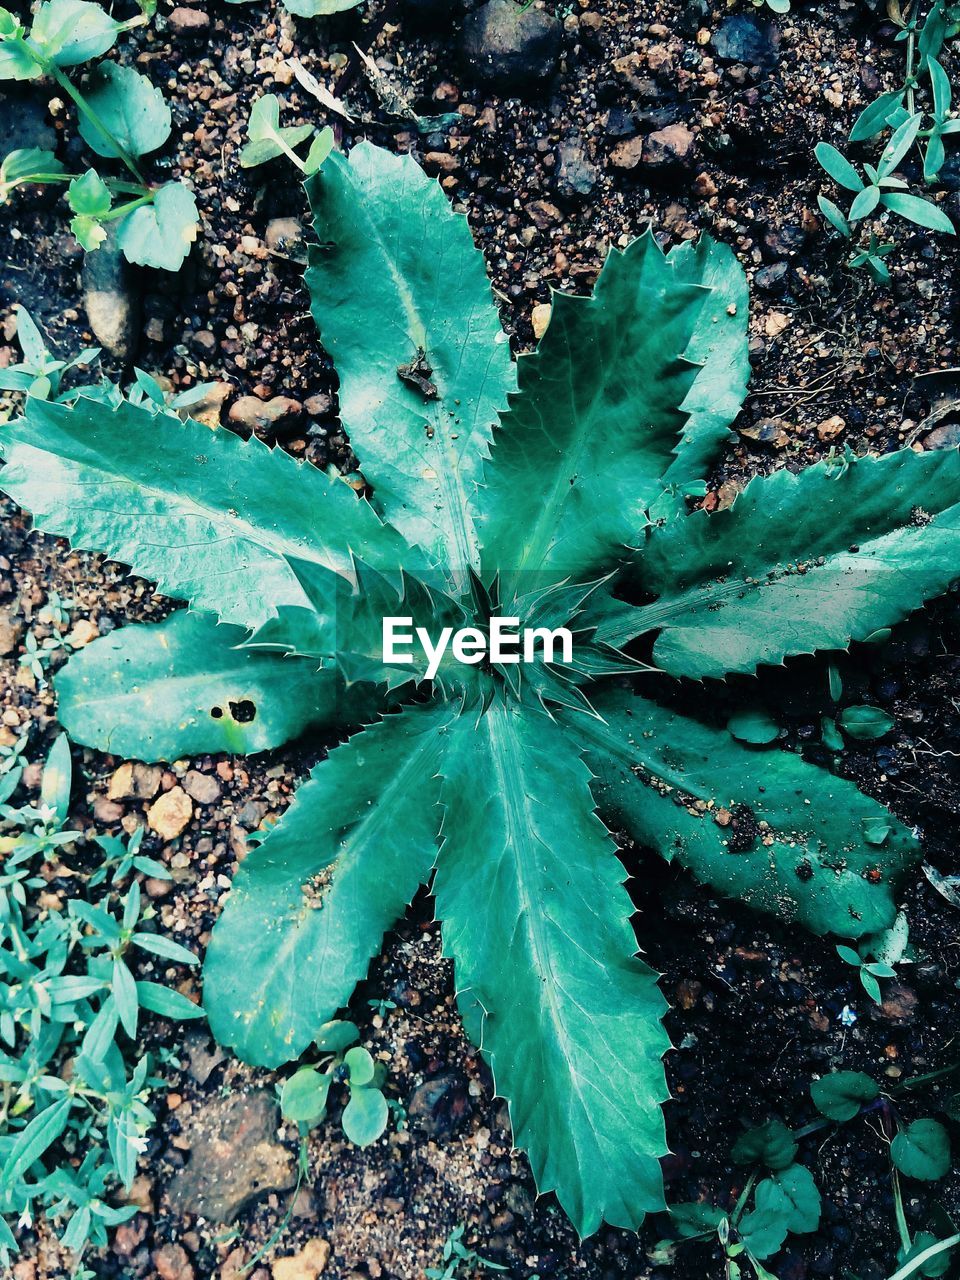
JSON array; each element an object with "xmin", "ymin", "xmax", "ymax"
[
  {"xmin": 48, "ymin": 66, "xmax": 147, "ymax": 185},
  {"xmin": 272, "ymin": 131, "xmax": 307, "ymax": 173},
  {"xmin": 731, "ymin": 1171, "xmax": 757, "ymax": 1225},
  {"xmin": 100, "ymin": 194, "xmax": 153, "ymax": 222},
  {"xmin": 891, "ymin": 1165, "xmax": 912, "ymax": 1255},
  {"xmin": 906, "ymin": 27, "xmax": 917, "ymax": 114}
]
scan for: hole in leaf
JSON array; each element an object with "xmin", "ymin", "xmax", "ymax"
[
  {"xmin": 229, "ymin": 699, "xmax": 257, "ymax": 723},
  {"xmin": 210, "ymin": 706, "xmax": 224, "ymax": 720}
]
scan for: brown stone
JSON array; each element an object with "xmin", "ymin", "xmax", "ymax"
[
  {"xmin": 643, "ymin": 124, "xmax": 696, "ymax": 168},
  {"xmin": 525, "ymin": 199, "xmax": 562, "ymax": 229},
  {"xmin": 183, "ymin": 769, "xmax": 222, "ymax": 806},
  {"xmin": 167, "ymin": 1090, "xmax": 296, "ymax": 1222},
  {"xmin": 531, "ymin": 303, "xmax": 552, "ymax": 340},
  {"xmin": 424, "ymin": 151, "xmax": 459, "ymax": 174},
  {"xmin": 109, "ymin": 761, "xmax": 163, "ymax": 801},
  {"xmin": 229, "ymin": 395, "xmax": 303, "ymax": 433},
  {"xmin": 271, "ymin": 1240, "xmax": 331, "ymax": 1280},
  {"xmin": 168, "ymin": 7, "xmax": 210, "ymax": 34},
  {"xmin": 609, "ymin": 135, "xmax": 644, "ymax": 171},
  {"xmin": 153, "ymin": 1244, "xmax": 195, "ymax": 1280},
  {"xmin": 147, "ymin": 786, "xmax": 193, "ymax": 840}
]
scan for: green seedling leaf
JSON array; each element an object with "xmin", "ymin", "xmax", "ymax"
[
  {"xmin": 341, "ymin": 1084, "xmax": 388, "ymax": 1146},
  {"xmin": 839, "ymin": 705, "xmax": 895, "ymax": 741},
  {"xmin": 131, "ymin": 932, "xmax": 199, "ymax": 965},
  {"xmin": 30, "ymin": 0, "xmax": 121, "ymax": 66},
  {"xmin": 732, "ymin": 1119, "xmax": 797, "ymax": 1171},
  {"xmin": 135, "ymin": 980, "xmax": 204, "ymax": 1020},
  {"xmin": 344, "ymin": 1045, "xmax": 376, "ymax": 1086},
  {"xmin": 821, "ymin": 716, "xmax": 844, "ymax": 751},
  {"xmin": 878, "ymin": 113, "xmax": 923, "ymax": 177},
  {"xmin": 281, "ymin": 1065, "xmax": 331, "ymax": 1124},
  {"xmin": 77, "ymin": 63, "xmax": 172, "ymax": 159},
  {"xmin": 116, "ymin": 181, "xmax": 199, "ymax": 271},
  {"xmin": 315, "ymin": 1020, "xmax": 361, "ymax": 1053},
  {"xmin": 738, "ymin": 1180, "xmax": 791, "ymax": 1259},
  {"xmin": 284, "ymin": 0, "xmax": 365, "ymax": 12},
  {"xmin": 1, "ymin": 148, "xmax": 66, "ymax": 194},
  {"xmin": 818, "ymin": 195, "xmax": 853, "ymax": 236},
  {"xmin": 815, "ymin": 142, "xmax": 865, "ymax": 192},
  {"xmin": 849, "ymin": 90, "xmax": 907, "ymax": 141},
  {"xmin": 1, "ymin": 1095, "xmax": 72, "ymax": 1185},
  {"xmin": 303, "ymin": 124, "xmax": 334, "ymax": 175},
  {"xmin": 40, "ymin": 732, "xmax": 72, "ymax": 825},
  {"xmin": 891, "ymin": 1119, "xmax": 951, "ymax": 1181},
  {"xmin": 898, "ymin": 1231, "xmax": 953, "ymax": 1279},
  {"xmin": 669, "ymin": 1202, "xmax": 726, "ymax": 1239},
  {"xmin": 67, "ymin": 168, "xmax": 111, "ymax": 243},
  {"xmin": 727, "ymin": 708, "xmax": 778, "ymax": 745},
  {"xmin": 880, "ymin": 192, "xmax": 955, "ymax": 233},
  {"xmin": 810, "ymin": 1071, "xmax": 879, "ymax": 1122},
  {"xmin": 240, "ymin": 93, "xmax": 315, "ymax": 168}
]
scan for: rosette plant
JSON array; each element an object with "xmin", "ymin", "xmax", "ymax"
[{"xmin": 2, "ymin": 141, "xmax": 952, "ymax": 1235}]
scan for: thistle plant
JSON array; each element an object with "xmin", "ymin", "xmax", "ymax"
[{"xmin": 2, "ymin": 140, "xmax": 956, "ymax": 1236}]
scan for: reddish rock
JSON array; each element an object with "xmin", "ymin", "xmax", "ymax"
[{"xmin": 643, "ymin": 124, "xmax": 696, "ymax": 168}]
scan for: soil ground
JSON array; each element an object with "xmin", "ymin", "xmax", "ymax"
[{"xmin": 2, "ymin": 0, "xmax": 960, "ymax": 1277}]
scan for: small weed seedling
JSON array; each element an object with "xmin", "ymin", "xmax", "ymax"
[
  {"xmin": 0, "ymin": 735, "xmax": 204, "ymax": 1273},
  {"xmin": 663, "ymin": 1120, "xmax": 822, "ymax": 1280},
  {"xmin": 836, "ymin": 910, "xmax": 912, "ymax": 1004},
  {"xmin": 0, "ymin": 0, "xmax": 198, "ymax": 270},
  {"xmin": 279, "ymin": 1018, "xmax": 391, "ymax": 1148},
  {"xmin": 425, "ymin": 1225, "xmax": 508, "ymax": 1280},
  {"xmin": 811, "ymin": 1068, "xmax": 960, "ymax": 1276},
  {"xmin": 816, "ymin": 0, "xmax": 960, "ymax": 281}
]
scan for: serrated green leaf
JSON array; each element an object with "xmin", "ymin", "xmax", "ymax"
[
  {"xmin": 436, "ymin": 700, "xmax": 671, "ymax": 1235},
  {"xmin": 55, "ymin": 610, "xmax": 345, "ymax": 759},
  {"xmin": 580, "ymin": 688, "xmax": 917, "ymax": 938},
  {"xmin": 892, "ymin": 1119, "xmax": 951, "ymax": 1181},
  {"xmin": 204, "ymin": 702, "xmax": 452, "ymax": 1066},
  {"xmin": 116, "ymin": 181, "xmax": 199, "ymax": 271},
  {"xmin": 30, "ymin": 0, "xmax": 120, "ymax": 65},
  {"xmin": 481, "ymin": 231, "xmax": 710, "ymax": 588},
  {"xmin": 69, "ymin": 213, "xmax": 107, "ymax": 251},
  {"xmin": 658, "ymin": 235, "xmax": 751, "ymax": 499},
  {"xmin": 305, "ymin": 142, "xmax": 514, "ymax": 579},
  {"xmin": 67, "ymin": 169, "xmax": 111, "ymax": 217},
  {"xmin": 1, "ymin": 395, "xmax": 407, "ymax": 631},
  {"xmin": 595, "ymin": 449, "xmax": 960, "ymax": 679},
  {"xmin": 77, "ymin": 63, "xmax": 172, "ymax": 159}
]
